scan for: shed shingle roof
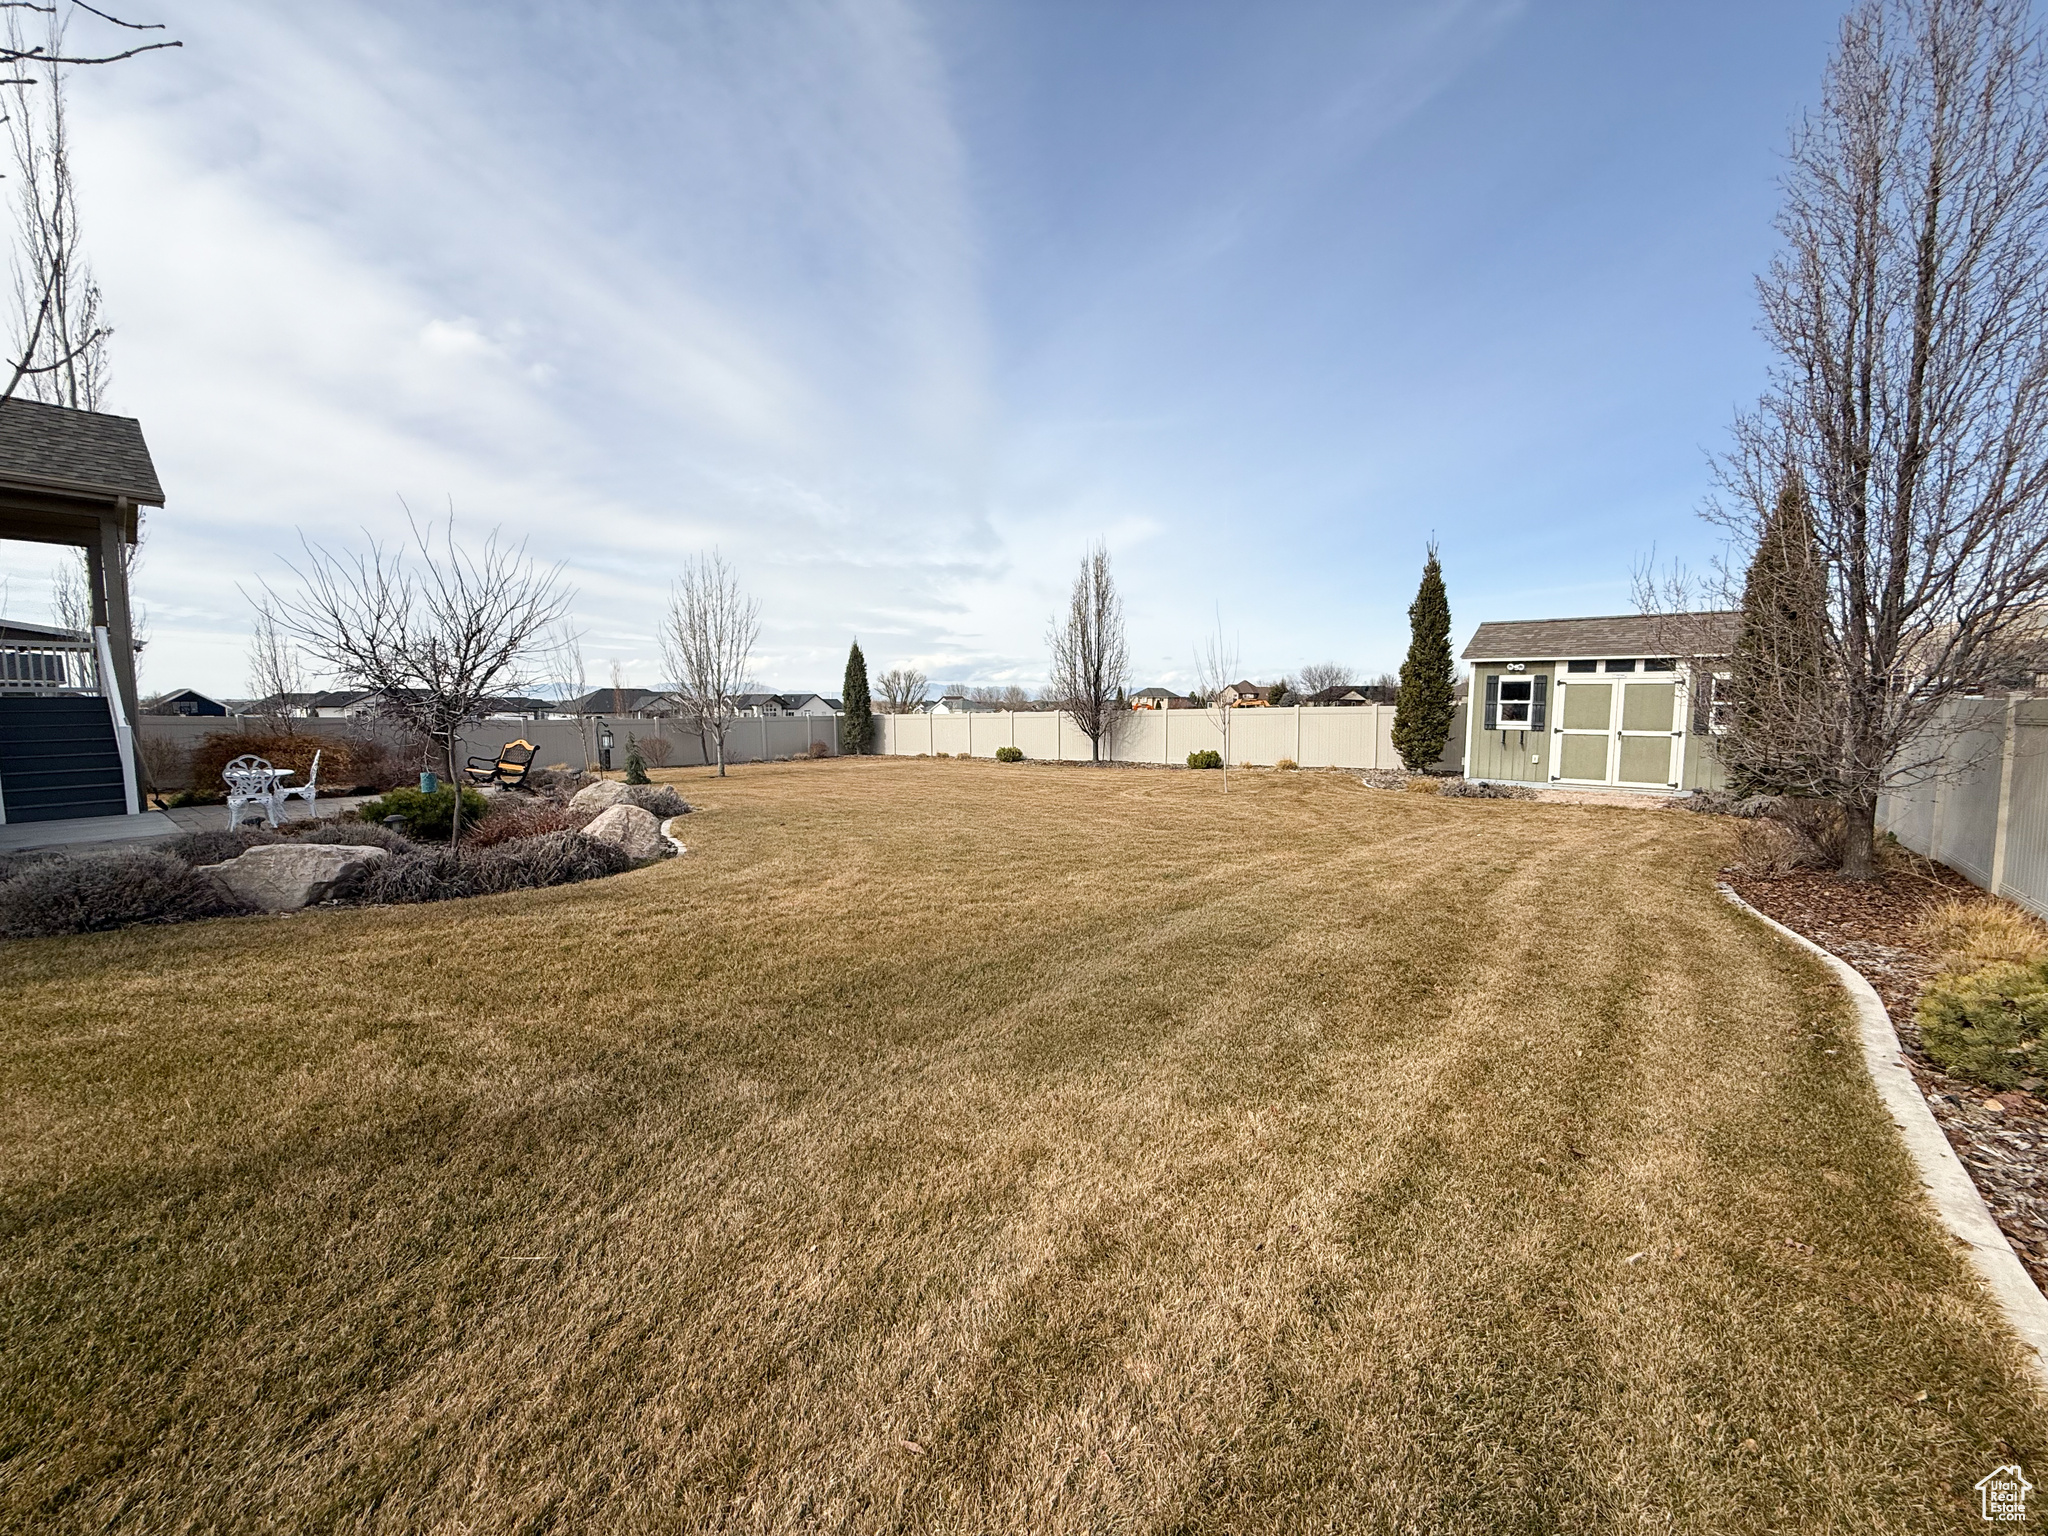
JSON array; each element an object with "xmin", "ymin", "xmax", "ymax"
[
  {"xmin": 1462, "ymin": 611, "xmax": 1741, "ymax": 661},
  {"xmin": 0, "ymin": 398, "xmax": 163, "ymax": 505}
]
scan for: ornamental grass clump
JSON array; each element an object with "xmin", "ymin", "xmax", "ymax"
[
  {"xmin": 0, "ymin": 848, "xmax": 252, "ymax": 939},
  {"xmin": 1916, "ymin": 897, "xmax": 2048, "ymax": 976},
  {"xmin": 1438, "ymin": 779, "xmax": 1537, "ymax": 800},
  {"xmin": 1917, "ymin": 960, "xmax": 2048, "ymax": 1089}
]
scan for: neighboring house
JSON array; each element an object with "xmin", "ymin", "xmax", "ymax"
[
  {"xmin": 923, "ymin": 691, "xmax": 991, "ymax": 714},
  {"xmin": 479, "ymin": 696, "xmax": 552, "ymax": 720},
  {"xmin": 564, "ymin": 687, "xmax": 673, "ymax": 718},
  {"xmin": 142, "ymin": 688, "xmax": 226, "ymax": 717},
  {"xmin": 1219, "ymin": 680, "xmax": 1271, "ymax": 708},
  {"xmin": 729, "ymin": 692, "xmax": 790, "ymax": 717},
  {"xmin": 778, "ymin": 693, "xmax": 842, "ymax": 716},
  {"xmin": 237, "ymin": 691, "xmax": 322, "ymax": 718},
  {"xmin": 1130, "ymin": 686, "xmax": 1193, "ymax": 710},
  {"xmin": 1460, "ymin": 611, "xmax": 1740, "ymax": 793},
  {"xmin": 1304, "ymin": 684, "xmax": 1394, "ymax": 707}
]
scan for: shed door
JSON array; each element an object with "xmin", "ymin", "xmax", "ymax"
[
  {"xmin": 1615, "ymin": 682, "xmax": 1678, "ymax": 786},
  {"xmin": 1556, "ymin": 682, "xmax": 1613, "ymax": 782}
]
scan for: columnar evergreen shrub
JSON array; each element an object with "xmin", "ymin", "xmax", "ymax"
[
  {"xmin": 1392, "ymin": 545, "xmax": 1454, "ymax": 771},
  {"xmin": 1727, "ymin": 475, "xmax": 1834, "ymax": 796},
  {"xmin": 842, "ymin": 642, "xmax": 873, "ymax": 755},
  {"xmin": 624, "ymin": 737, "xmax": 650, "ymax": 785}
]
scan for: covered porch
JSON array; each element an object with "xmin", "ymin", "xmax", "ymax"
[{"xmin": 0, "ymin": 398, "xmax": 164, "ymax": 822}]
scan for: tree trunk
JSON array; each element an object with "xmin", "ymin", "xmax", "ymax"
[
  {"xmin": 1839, "ymin": 796, "xmax": 1878, "ymax": 880},
  {"xmin": 716, "ymin": 730, "xmax": 727, "ymax": 778},
  {"xmin": 445, "ymin": 732, "xmax": 463, "ymax": 847}
]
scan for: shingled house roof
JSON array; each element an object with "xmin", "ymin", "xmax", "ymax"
[
  {"xmin": 0, "ymin": 398, "xmax": 164, "ymax": 505},
  {"xmin": 1462, "ymin": 611, "xmax": 1741, "ymax": 662}
]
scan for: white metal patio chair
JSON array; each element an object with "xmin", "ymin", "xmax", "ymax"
[
  {"xmin": 223, "ymin": 754, "xmax": 287, "ymax": 830},
  {"xmin": 277, "ymin": 749, "xmax": 320, "ymax": 814}
]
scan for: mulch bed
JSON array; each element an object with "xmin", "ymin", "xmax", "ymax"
[{"xmin": 1728, "ymin": 862, "xmax": 2048, "ymax": 1292}]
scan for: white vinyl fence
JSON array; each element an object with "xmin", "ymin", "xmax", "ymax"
[
  {"xmin": 1879, "ymin": 696, "xmax": 2048, "ymax": 918},
  {"xmin": 875, "ymin": 704, "xmax": 1465, "ymax": 772}
]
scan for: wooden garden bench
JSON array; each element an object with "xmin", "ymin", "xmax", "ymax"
[{"xmin": 464, "ymin": 738, "xmax": 538, "ymax": 789}]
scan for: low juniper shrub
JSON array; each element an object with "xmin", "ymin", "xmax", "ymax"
[
  {"xmin": 356, "ymin": 784, "xmax": 490, "ymax": 842},
  {"xmin": 996, "ymin": 746, "xmax": 1024, "ymax": 763},
  {"xmin": 1917, "ymin": 961, "xmax": 2048, "ymax": 1089},
  {"xmin": 0, "ymin": 848, "xmax": 252, "ymax": 939},
  {"xmin": 1186, "ymin": 750, "xmax": 1222, "ymax": 770}
]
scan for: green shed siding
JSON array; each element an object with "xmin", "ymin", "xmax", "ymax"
[
  {"xmin": 1463, "ymin": 658, "xmax": 1729, "ymax": 793},
  {"xmin": 1464, "ymin": 667, "xmax": 1555, "ymax": 783}
]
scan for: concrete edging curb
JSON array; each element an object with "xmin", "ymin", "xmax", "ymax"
[
  {"xmin": 660, "ymin": 817, "xmax": 688, "ymax": 857},
  {"xmin": 1718, "ymin": 882, "xmax": 2048, "ymax": 1389}
]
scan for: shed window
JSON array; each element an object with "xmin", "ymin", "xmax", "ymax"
[
  {"xmin": 1708, "ymin": 672, "xmax": 1734, "ymax": 734},
  {"xmin": 1605, "ymin": 659, "xmax": 1638, "ymax": 673},
  {"xmin": 1645, "ymin": 658, "xmax": 1676, "ymax": 672},
  {"xmin": 1567, "ymin": 659, "xmax": 1598, "ymax": 673},
  {"xmin": 1485, "ymin": 673, "xmax": 1547, "ymax": 732}
]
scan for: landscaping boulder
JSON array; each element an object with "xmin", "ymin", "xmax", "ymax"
[
  {"xmin": 570, "ymin": 780, "xmax": 691, "ymax": 818},
  {"xmin": 198, "ymin": 843, "xmax": 389, "ymax": 913},
  {"xmin": 581, "ymin": 803, "xmax": 665, "ymax": 862}
]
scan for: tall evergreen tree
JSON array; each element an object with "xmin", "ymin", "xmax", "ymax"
[
  {"xmin": 840, "ymin": 641, "xmax": 873, "ymax": 756},
  {"xmin": 1726, "ymin": 473, "xmax": 1834, "ymax": 796},
  {"xmin": 1392, "ymin": 544, "xmax": 1454, "ymax": 770}
]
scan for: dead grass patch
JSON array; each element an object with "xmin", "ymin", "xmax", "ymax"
[{"xmin": 2, "ymin": 759, "xmax": 2044, "ymax": 1531}]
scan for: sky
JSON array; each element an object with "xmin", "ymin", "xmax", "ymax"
[{"xmin": 0, "ymin": 0, "xmax": 1848, "ymax": 698}]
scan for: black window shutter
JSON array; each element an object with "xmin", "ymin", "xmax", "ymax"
[
  {"xmin": 1531, "ymin": 674, "xmax": 1548, "ymax": 730},
  {"xmin": 1483, "ymin": 674, "xmax": 1499, "ymax": 731}
]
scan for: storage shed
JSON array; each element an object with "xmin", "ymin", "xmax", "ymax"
[{"xmin": 1460, "ymin": 612, "xmax": 1740, "ymax": 793}]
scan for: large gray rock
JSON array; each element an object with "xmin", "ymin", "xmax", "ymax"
[
  {"xmin": 199, "ymin": 842, "xmax": 389, "ymax": 912},
  {"xmin": 569, "ymin": 780, "xmax": 691, "ymax": 818},
  {"xmin": 581, "ymin": 803, "xmax": 665, "ymax": 861}
]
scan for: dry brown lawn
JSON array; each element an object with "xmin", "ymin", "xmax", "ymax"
[{"xmin": 4, "ymin": 758, "xmax": 2046, "ymax": 1533}]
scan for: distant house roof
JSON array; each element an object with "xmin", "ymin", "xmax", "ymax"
[
  {"xmin": 1462, "ymin": 611, "xmax": 1742, "ymax": 662},
  {"xmin": 1304, "ymin": 684, "xmax": 1372, "ymax": 705},
  {"xmin": 142, "ymin": 687, "xmax": 227, "ymax": 715},
  {"xmin": 567, "ymin": 687, "xmax": 669, "ymax": 715},
  {"xmin": 0, "ymin": 398, "xmax": 164, "ymax": 506}
]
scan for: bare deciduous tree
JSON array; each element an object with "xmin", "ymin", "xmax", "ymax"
[
  {"xmin": 875, "ymin": 666, "xmax": 928, "ymax": 714},
  {"xmin": 246, "ymin": 598, "xmax": 304, "ymax": 732},
  {"xmin": 1046, "ymin": 542, "xmax": 1129, "ymax": 763},
  {"xmin": 661, "ymin": 550, "xmax": 759, "ymax": 778},
  {"xmin": 968, "ymin": 683, "xmax": 1033, "ymax": 708},
  {"xmin": 1192, "ymin": 606, "xmax": 1239, "ymax": 792},
  {"xmin": 1713, "ymin": 0, "xmax": 2048, "ymax": 876},
  {"xmin": 1296, "ymin": 662, "xmax": 1353, "ymax": 697},
  {"xmin": 2, "ymin": 3, "xmax": 178, "ymax": 407},
  {"xmin": 264, "ymin": 515, "xmax": 571, "ymax": 843}
]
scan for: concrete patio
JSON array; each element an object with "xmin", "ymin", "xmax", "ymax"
[{"xmin": 0, "ymin": 795, "xmax": 376, "ymax": 857}]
